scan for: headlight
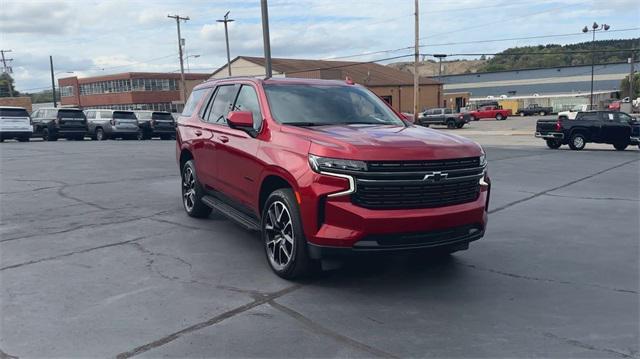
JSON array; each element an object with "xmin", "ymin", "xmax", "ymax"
[
  {"xmin": 479, "ymin": 152, "xmax": 487, "ymax": 167},
  {"xmin": 308, "ymin": 154, "xmax": 367, "ymax": 173}
]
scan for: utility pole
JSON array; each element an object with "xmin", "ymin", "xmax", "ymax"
[
  {"xmin": 217, "ymin": 11, "xmax": 234, "ymax": 77},
  {"xmin": 413, "ymin": 0, "xmax": 419, "ymax": 120},
  {"xmin": 50, "ymin": 56, "xmax": 57, "ymax": 107},
  {"xmin": 168, "ymin": 14, "xmax": 190, "ymax": 107},
  {"xmin": 629, "ymin": 53, "xmax": 635, "ymax": 101},
  {"xmin": 260, "ymin": 0, "xmax": 272, "ymax": 78},
  {"xmin": 1, "ymin": 49, "xmax": 14, "ymax": 97}
]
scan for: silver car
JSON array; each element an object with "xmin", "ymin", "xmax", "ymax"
[{"xmin": 84, "ymin": 109, "xmax": 139, "ymax": 140}]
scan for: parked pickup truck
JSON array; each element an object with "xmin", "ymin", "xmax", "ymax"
[
  {"xmin": 516, "ymin": 104, "xmax": 553, "ymax": 116},
  {"xmin": 535, "ymin": 110, "xmax": 637, "ymax": 151},
  {"xmin": 557, "ymin": 104, "xmax": 596, "ymax": 120},
  {"xmin": 417, "ymin": 108, "xmax": 469, "ymax": 128},
  {"xmin": 466, "ymin": 106, "xmax": 511, "ymax": 121}
]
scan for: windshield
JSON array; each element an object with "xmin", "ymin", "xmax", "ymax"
[
  {"xmin": 114, "ymin": 111, "xmax": 136, "ymax": 119},
  {"xmin": 58, "ymin": 109, "xmax": 85, "ymax": 119},
  {"xmin": 0, "ymin": 108, "xmax": 29, "ymax": 117},
  {"xmin": 263, "ymin": 84, "xmax": 404, "ymax": 126},
  {"xmin": 571, "ymin": 105, "xmax": 583, "ymax": 111},
  {"xmin": 152, "ymin": 112, "xmax": 174, "ymax": 121}
]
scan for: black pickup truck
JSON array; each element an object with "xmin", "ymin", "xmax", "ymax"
[
  {"xmin": 517, "ymin": 104, "xmax": 553, "ymax": 116},
  {"xmin": 535, "ymin": 110, "xmax": 638, "ymax": 151}
]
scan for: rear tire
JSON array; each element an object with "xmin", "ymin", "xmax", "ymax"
[
  {"xmin": 539, "ymin": 111, "xmax": 547, "ymax": 116},
  {"xmin": 613, "ymin": 143, "xmax": 628, "ymax": 151},
  {"xmin": 456, "ymin": 123, "xmax": 464, "ymax": 129},
  {"xmin": 17, "ymin": 137, "xmax": 30, "ymax": 142},
  {"xmin": 569, "ymin": 133, "xmax": 586, "ymax": 150},
  {"xmin": 546, "ymin": 139, "xmax": 562, "ymax": 149},
  {"xmin": 181, "ymin": 160, "xmax": 212, "ymax": 218},
  {"xmin": 160, "ymin": 134, "xmax": 172, "ymax": 140},
  {"xmin": 519, "ymin": 112, "xmax": 525, "ymax": 117},
  {"xmin": 470, "ymin": 115, "xmax": 477, "ymax": 121},
  {"xmin": 495, "ymin": 114, "xmax": 504, "ymax": 121},
  {"xmin": 262, "ymin": 188, "xmax": 318, "ymax": 279}
]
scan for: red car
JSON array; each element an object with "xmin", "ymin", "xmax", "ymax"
[
  {"xmin": 467, "ymin": 106, "xmax": 512, "ymax": 121},
  {"xmin": 176, "ymin": 77, "xmax": 490, "ymax": 279}
]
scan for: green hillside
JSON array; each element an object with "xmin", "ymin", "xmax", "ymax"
[{"xmin": 479, "ymin": 38, "xmax": 639, "ymax": 72}]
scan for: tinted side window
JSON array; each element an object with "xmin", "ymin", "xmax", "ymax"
[
  {"xmin": 233, "ymin": 85, "xmax": 263, "ymax": 130},
  {"xmin": 100, "ymin": 111, "xmax": 112, "ymax": 118},
  {"xmin": 444, "ymin": 109, "xmax": 453, "ymax": 114},
  {"xmin": 182, "ymin": 88, "xmax": 207, "ymax": 117},
  {"xmin": 206, "ymin": 85, "xmax": 239, "ymax": 124},
  {"xmin": 86, "ymin": 111, "xmax": 96, "ymax": 119},
  {"xmin": 579, "ymin": 112, "xmax": 599, "ymax": 121},
  {"xmin": 615, "ymin": 113, "xmax": 632, "ymax": 123}
]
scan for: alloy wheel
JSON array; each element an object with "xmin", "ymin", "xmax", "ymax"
[
  {"xmin": 182, "ymin": 167, "xmax": 196, "ymax": 212},
  {"xmin": 264, "ymin": 201, "xmax": 294, "ymax": 271},
  {"xmin": 573, "ymin": 136, "xmax": 584, "ymax": 148}
]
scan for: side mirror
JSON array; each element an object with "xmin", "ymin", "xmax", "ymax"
[{"xmin": 227, "ymin": 111, "xmax": 257, "ymax": 136}]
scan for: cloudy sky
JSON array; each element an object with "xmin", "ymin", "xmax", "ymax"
[{"xmin": 1, "ymin": 0, "xmax": 638, "ymax": 92}]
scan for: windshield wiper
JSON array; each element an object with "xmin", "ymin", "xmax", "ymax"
[{"xmin": 284, "ymin": 122, "xmax": 324, "ymax": 127}]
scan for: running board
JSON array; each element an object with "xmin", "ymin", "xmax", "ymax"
[{"xmin": 201, "ymin": 195, "xmax": 260, "ymax": 231}]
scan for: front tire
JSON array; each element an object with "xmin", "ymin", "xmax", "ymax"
[
  {"xmin": 539, "ymin": 111, "xmax": 547, "ymax": 116},
  {"xmin": 495, "ymin": 114, "xmax": 504, "ymax": 121},
  {"xmin": 569, "ymin": 133, "xmax": 586, "ymax": 150},
  {"xmin": 456, "ymin": 123, "xmax": 464, "ymax": 129},
  {"xmin": 160, "ymin": 134, "xmax": 172, "ymax": 140},
  {"xmin": 446, "ymin": 120, "xmax": 456, "ymax": 129},
  {"xmin": 17, "ymin": 137, "xmax": 30, "ymax": 142},
  {"xmin": 470, "ymin": 115, "xmax": 477, "ymax": 121},
  {"xmin": 262, "ymin": 188, "xmax": 317, "ymax": 279},
  {"xmin": 42, "ymin": 128, "xmax": 57, "ymax": 141},
  {"xmin": 181, "ymin": 160, "xmax": 212, "ymax": 218},
  {"xmin": 613, "ymin": 143, "xmax": 628, "ymax": 151},
  {"xmin": 95, "ymin": 128, "xmax": 106, "ymax": 141}
]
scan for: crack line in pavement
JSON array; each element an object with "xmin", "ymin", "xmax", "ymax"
[
  {"xmin": 542, "ymin": 332, "xmax": 634, "ymax": 358},
  {"xmin": 0, "ymin": 236, "xmax": 150, "ymax": 271},
  {"xmin": 269, "ymin": 300, "xmax": 398, "ymax": 358},
  {"xmin": 0, "ymin": 348, "xmax": 19, "ymax": 359},
  {"xmin": 489, "ymin": 158, "xmax": 639, "ymax": 214},
  {"xmin": 465, "ymin": 264, "xmax": 637, "ymax": 294},
  {"xmin": 541, "ymin": 192, "xmax": 640, "ymax": 202},
  {"xmin": 115, "ymin": 284, "xmax": 303, "ymax": 359},
  {"xmin": 147, "ymin": 217, "xmax": 211, "ymax": 231},
  {"xmin": 0, "ymin": 210, "xmax": 177, "ymax": 243}
]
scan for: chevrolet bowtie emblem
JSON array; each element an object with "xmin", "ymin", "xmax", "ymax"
[{"xmin": 424, "ymin": 171, "xmax": 448, "ymax": 182}]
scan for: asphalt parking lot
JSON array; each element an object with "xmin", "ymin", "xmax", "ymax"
[{"xmin": 1, "ymin": 133, "xmax": 638, "ymax": 358}]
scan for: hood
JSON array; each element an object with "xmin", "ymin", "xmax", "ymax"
[{"xmin": 282, "ymin": 124, "xmax": 483, "ymax": 161}]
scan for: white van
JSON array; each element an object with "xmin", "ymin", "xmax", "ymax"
[{"xmin": 0, "ymin": 106, "xmax": 32, "ymax": 142}]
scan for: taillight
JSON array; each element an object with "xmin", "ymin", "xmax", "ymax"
[
  {"xmin": 555, "ymin": 120, "xmax": 562, "ymax": 131},
  {"xmin": 110, "ymin": 118, "xmax": 116, "ymax": 125},
  {"xmin": 54, "ymin": 118, "xmax": 60, "ymax": 126}
]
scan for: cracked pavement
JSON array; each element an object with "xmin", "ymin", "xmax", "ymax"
[{"xmin": 0, "ymin": 139, "xmax": 638, "ymax": 358}]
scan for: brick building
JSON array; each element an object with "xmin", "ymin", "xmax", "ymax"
[
  {"xmin": 211, "ymin": 56, "xmax": 443, "ymax": 113},
  {"xmin": 58, "ymin": 72, "xmax": 209, "ymax": 112}
]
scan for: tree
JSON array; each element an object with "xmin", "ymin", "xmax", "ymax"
[
  {"xmin": 619, "ymin": 73, "xmax": 640, "ymax": 99},
  {"xmin": 0, "ymin": 73, "xmax": 19, "ymax": 97}
]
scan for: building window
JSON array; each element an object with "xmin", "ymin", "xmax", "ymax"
[{"xmin": 60, "ymin": 86, "xmax": 74, "ymax": 97}]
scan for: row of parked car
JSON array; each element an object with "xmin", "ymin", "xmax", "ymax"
[
  {"xmin": 414, "ymin": 105, "xmax": 513, "ymax": 129},
  {"xmin": 0, "ymin": 106, "xmax": 176, "ymax": 142}
]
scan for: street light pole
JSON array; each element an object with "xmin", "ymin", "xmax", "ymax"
[
  {"xmin": 217, "ymin": 11, "xmax": 234, "ymax": 77},
  {"xmin": 413, "ymin": 0, "xmax": 419, "ymax": 120},
  {"xmin": 260, "ymin": 0, "xmax": 272, "ymax": 78},
  {"xmin": 582, "ymin": 22, "xmax": 609, "ymax": 108}
]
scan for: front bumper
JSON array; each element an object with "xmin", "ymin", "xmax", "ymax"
[
  {"xmin": 298, "ymin": 172, "xmax": 490, "ymax": 255},
  {"xmin": 535, "ymin": 132, "xmax": 564, "ymax": 139}
]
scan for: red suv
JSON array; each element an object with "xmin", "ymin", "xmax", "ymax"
[{"xmin": 176, "ymin": 77, "xmax": 490, "ymax": 279}]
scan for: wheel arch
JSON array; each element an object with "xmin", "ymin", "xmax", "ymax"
[
  {"xmin": 258, "ymin": 174, "xmax": 295, "ymax": 214},
  {"xmin": 179, "ymin": 148, "xmax": 194, "ymax": 170},
  {"xmin": 569, "ymin": 127, "xmax": 590, "ymax": 141}
]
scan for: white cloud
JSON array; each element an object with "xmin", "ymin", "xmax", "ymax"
[{"xmin": 4, "ymin": 0, "xmax": 638, "ymax": 92}]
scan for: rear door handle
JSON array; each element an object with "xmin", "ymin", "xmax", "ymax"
[
  {"xmin": 194, "ymin": 129, "xmax": 202, "ymax": 136},
  {"xmin": 219, "ymin": 135, "xmax": 229, "ymax": 143}
]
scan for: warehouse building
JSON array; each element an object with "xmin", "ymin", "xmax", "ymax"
[
  {"xmin": 58, "ymin": 72, "xmax": 210, "ymax": 112},
  {"xmin": 211, "ymin": 56, "xmax": 443, "ymax": 113},
  {"xmin": 438, "ymin": 62, "xmax": 637, "ymax": 112}
]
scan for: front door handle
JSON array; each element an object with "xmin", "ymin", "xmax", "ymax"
[
  {"xmin": 219, "ymin": 135, "xmax": 229, "ymax": 143},
  {"xmin": 194, "ymin": 129, "xmax": 202, "ymax": 136}
]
